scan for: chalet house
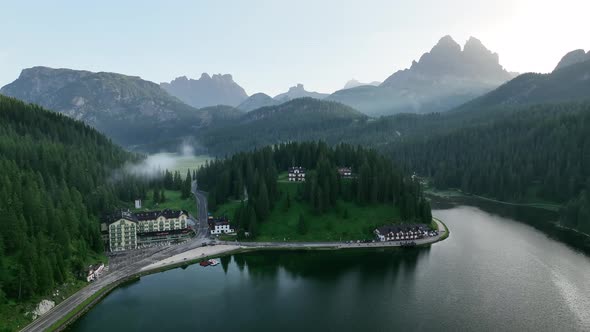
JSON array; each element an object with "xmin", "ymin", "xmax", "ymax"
[
  {"xmin": 208, "ymin": 217, "xmax": 235, "ymax": 235},
  {"xmin": 86, "ymin": 263, "xmax": 105, "ymax": 282},
  {"xmin": 288, "ymin": 167, "xmax": 306, "ymax": 182},
  {"xmin": 104, "ymin": 209, "xmax": 190, "ymax": 252},
  {"xmin": 337, "ymin": 167, "xmax": 353, "ymax": 178},
  {"xmin": 374, "ymin": 224, "xmax": 429, "ymax": 242}
]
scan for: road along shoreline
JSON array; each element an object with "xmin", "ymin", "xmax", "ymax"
[{"xmin": 24, "ymin": 218, "xmax": 448, "ymax": 332}]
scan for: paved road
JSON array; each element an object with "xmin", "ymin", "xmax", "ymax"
[
  {"xmin": 191, "ymin": 180, "xmax": 210, "ymax": 238},
  {"xmin": 21, "ymin": 184, "xmax": 212, "ymax": 332},
  {"xmin": 21, "ymin": 185, "xmax": 447, "ymax": 331}
]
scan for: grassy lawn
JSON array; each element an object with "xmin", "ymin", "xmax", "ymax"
[
  {"xmin": 214, "ymin": 182, "xmax": 402, "ymax": 242},
  {"xmin": 167, "ymin": 154, "xmax": 212, "ymax": 176},
  {"xmin": 131, "ymin": 190, "xmax": 197, "ymax": 217}
]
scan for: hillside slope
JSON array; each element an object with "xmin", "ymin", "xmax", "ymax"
[
  {"xmin": 200, "ymin": 98, "xmax": 367, "ymax": 155},
  {"xmin": 453, "ymin": 59, "xmax": 590, "ymax": 111},
  {"xmin": 0, "ymin": 95, "xmax": 133, "ymax": 328},
  {"xmin": 0, "ymin": 67, "xmax": 242, "ymax": 150}
]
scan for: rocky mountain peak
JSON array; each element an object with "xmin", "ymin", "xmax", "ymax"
[
  {"xmin": 290, "ymin": 84, "xmax": 305, "ymax": 91},
  {"xmin": 387, "ymin": 35, "xmax": 512, "ymax": 85},
  {"xmin": 554, "ymin": 49, "xmax": 590, "ymax": 71},
  {"xmin": 430, "ymin": 35, "xmax": 462, "ymax": 55},
  {"xmin": 274, "ymin": 84, "xmax": 328, "ymax": 102},
  {"xmin": 160, "ymin": 73, "xmax": 248, "ymax": 108}
]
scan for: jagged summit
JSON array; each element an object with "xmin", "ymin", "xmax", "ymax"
[
  {"xmin": 161, "ymin": 73, "xmax": 248, "ymax": 108},
  {"xmin": 385, "ymin": 35, "xmax": 511, "ymax": 85},
  {"xmin": 328, "ymin": 35, "xmax": 515, "ymax": 116}
]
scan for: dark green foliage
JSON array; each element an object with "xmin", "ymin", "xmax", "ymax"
[
  {"xmin": 199, "ymin": 98, "xmax": 368, "ymax": 155},
  {"xmin": 0, "ymin": 96, "xmax": 132, "ymax": 305},
  {"xmin": 197, "ymin": 141, "xmax": 431, "ymax": 236},
  {"xmin": 297, "ymin": 214, "xmax": 308, "ymax": 235},
  {"xmin": 181, "ymin": 170, "xmax": 193, "ymax": 199},
  {"xmin": 0, "ymin": 67, "xmax": 244, "ymax": 151},
  {"xmin": 392, "ymin": 102, "xmax": 590, "ymax": 232}
]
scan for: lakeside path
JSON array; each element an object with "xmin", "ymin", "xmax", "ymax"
[
  {"xmin": 140, "ymin": 218, "xmax": 448, "ymax": 273},
  {"xmin": 20, "ymin": 188, "xmax": 448, "ymax": 332},
  {"xmin": 216, "ymin": 217, "xmax": 448, "ymax": 250}
]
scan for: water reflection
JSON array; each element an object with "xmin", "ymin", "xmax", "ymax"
[
  {"xmin": 430, "ymin": 194, "xmax": 590, "ymax": 255},
  {"xmin": 237, "ymin": 247, "xmax": 431, "ymax": 282}
]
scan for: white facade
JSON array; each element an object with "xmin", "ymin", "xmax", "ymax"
[
  {"xmin": 211, "ymin": 223, "xmax": 234, "ymax": 235},
  {"xmin": 288, "ymin": 167, "xmax": 306, "ymax": 182},
  {"xmin": 108, "ymin": 210, "xmax": 189, "ymax": 252},
  {"xmin": 109, "ymin": 219, "xmax": 138, "ymax": 252},
  {"xmin": 136, "ymin": 214, "xmax": 188, "ymax": 233},
  {"xmin": 86, "ymin": 263, "xmax": 104, "ymax": 282}
]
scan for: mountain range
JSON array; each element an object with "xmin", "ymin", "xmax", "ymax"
[
  {"xmin": 2, "ymin": 40, "xmax": 589, "ymax": 156},
  {"xmin": 327, "ymin": 36, "xmax": 516, "ymax": 116},
  {"xmin": 0, "ymin": 67, "xmax": 241, "ymax": 150}
]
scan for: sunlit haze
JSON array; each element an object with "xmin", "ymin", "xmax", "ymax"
[{"xmin": 1, "ymin": 0, "xmax": 588, "ymax": 95}]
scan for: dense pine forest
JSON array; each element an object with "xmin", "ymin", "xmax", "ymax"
[
  {"xmin": 0, "ymin": 96, "xmax": 148, "ymax": 324},
  {"xmin": 391, "ymin": 102, "xmax": 590, "ymax": 232},
  {"xmin": 196, "ymin": 142, "xmax": 431, "ymax": 237}
]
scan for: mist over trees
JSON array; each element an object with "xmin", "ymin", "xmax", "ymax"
[{"xmin": 0, "ymin": 96, "xmax": 201, "ymax": 311}]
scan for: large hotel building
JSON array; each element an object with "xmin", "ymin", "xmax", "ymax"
[{"xmin": 101, "ymin": 209, "xmax": 193, "ymax": 252}]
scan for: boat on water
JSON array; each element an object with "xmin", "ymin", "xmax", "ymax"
[{"xmin": 200, "ymin": 259, "xmax": 219, "ymax": 267}]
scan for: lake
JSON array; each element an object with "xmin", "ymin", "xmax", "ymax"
[{"xmin": 69, "ymin": 203, "xmax": 590, "ymax": 331}]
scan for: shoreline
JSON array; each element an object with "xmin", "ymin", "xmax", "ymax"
[
  {"xmin": 426, "ymin": 188, "xmax": 562, "ymax": 212},
  {"xmin": 29, "ymin": 218, "xmax": 449, "ymax": 332}
]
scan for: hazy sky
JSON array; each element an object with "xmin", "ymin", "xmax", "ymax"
[{"xmin": 1, "ymin": 0, "xmax": 588, "ymax": 95}]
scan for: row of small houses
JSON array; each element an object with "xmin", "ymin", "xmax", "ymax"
[
  {"xmin": 288, "ymin": 166, "xmax": 353, "ymax": 182},
  {"xmin": 374, "ymin": 224, "xmax": 435, "ymax": 242}
]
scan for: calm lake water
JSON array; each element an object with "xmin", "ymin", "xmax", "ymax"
[{"xmin": 70, "ymin": 203, "xmax": 590, "ymax": 331}]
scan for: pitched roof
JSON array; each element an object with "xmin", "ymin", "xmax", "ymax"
[
  {"xmin": 104, "ymin": 209, "xmax": 188, "ymax": 225},
  {"xmin": 376, "ymin": 223, "xmax": 428, "ymax": 234}
]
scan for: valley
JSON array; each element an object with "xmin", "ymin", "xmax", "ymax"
[{"xmin": 1, "ymin": 6, "xmax": 590, "ymax": 330}]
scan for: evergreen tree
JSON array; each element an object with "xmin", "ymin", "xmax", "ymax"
[
  {"xmin": 297, "ymin": 213, "xmax": 308, "ymax": 235},
  {"xmin": 256, "ymin": 181, "xmax": 270, "ymax": 221}
]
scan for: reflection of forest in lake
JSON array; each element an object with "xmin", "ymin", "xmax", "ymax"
[
  {"xmin": 430, "ymin": 194, "xmax": 590, "ymax": 255},
  {"xmin": 225, "ymin": 248, "xmax": 430, "ymax": 282},
  {"xmin": 70, "ymin": 205, "xmax": 590, "ymax": 332}
]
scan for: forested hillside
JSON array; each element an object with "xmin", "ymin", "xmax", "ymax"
[
  {"xmin": 453, "ymin": 59, "xmax": 590, "ymax": 111},
  {"xmin": 199, "ymin": 98, "xmax": 368, "ymax": 155},
  {"xmin": 0, "ymin": 96, "xmax": 135, "ymax": 324},
  {"xmin": 391, "ymin": 102, "xmax": 590, "ymax": 232},
  {"xmin": 0, "ymin": 67, "xmax": 243, "ymax": 152},
  {"xmin": 196, "ymin": 141, "xmax": 431, "ymax": 237}
]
